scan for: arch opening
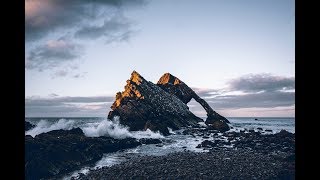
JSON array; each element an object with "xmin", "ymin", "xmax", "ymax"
[{"xmin": 187, "ymin": 98, "xmax": 207, "ymax": 120}]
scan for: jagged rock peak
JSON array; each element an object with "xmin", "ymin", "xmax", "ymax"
[
  {"xmin": 157, "ymin": 73, "xmax": 182, "ymax": 85},
  {"xmin": 108, "ymin": 71, "xmax": 230, "ymax": 135},
  {"xmin": 130, "ymin": 70, "xmax": 144, "ymax": 85},
  {"xmin": 108, "ymin": 71, "xmax": 203, "ymax": 135},
  {"xmin": 111, "ymin": 70, "xmax": 145, "ymax": 110}
]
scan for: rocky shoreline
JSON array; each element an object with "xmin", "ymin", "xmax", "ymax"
[
  {"xmin": 79, "ymin": 149, "xmax": 294, "ymax": 180},
  {"xmin": 25, "ymin": 72, "xmax": 294, "ymax": 179},
  {"xmin": 77, "ymin": 129, "xmax": 295, "ymax": 180},
  {"xmin": 25, "ymin": 127, "xmax": 162, "ymax": 180}
]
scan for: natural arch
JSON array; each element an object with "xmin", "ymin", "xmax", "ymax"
[{"xmin": 157, "ymin": 73, "xmax": 229, "ymax": 124}]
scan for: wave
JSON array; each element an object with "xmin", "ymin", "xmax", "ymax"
[
  {"xmin": 82, "ymin": 117, "xmax": 163, "ymax": 139},
  {"xmin": 81, "ymin": 117, "xmax": 132, "ymax": 139},
  {"xmin": 25, "ymin": 117, "xmax": 164, "ymax": 139},
  {"xmin": 25, "ymin": 119, "xmax": 76, "ymax": 137}
]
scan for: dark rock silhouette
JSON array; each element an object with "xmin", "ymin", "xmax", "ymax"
[
  {"xmin": 108, "ymin": 71, "xmax": 229, "ymax": 135},
  {"xmin": 25, "ymin": 121, "xmax": 35, "ymax": 131},
  {"xmin": 25, "ymin": 128, "xmax": 161, "ymax": 180},
  {"xmin": 157, "ymin": 73, "xmax": 230, "ymax": 131}
]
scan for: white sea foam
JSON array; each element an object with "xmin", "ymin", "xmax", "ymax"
[
  {"xmin": 62, "ymin": 167, "xmax": 90, "ymax": 180},
  {"xmin": 26, "ymin": 117, "xmax": 164, "ymax": 139},
  {"xmin": 82, "ymin": 117, "xmax": 164, "ymax": 139},
  {"xmin": 197, "ymin": 121, "xmax": 207, "ymax": 127},
  {"xmin": 168, "ymin": 128, "xmax": 176, "ymax": 134},
  {"xmin": 25, "ymin": 119, "xmax": 76, "ymax": 137},
  {"xmin": 81, "ymin": 118, "xmax": 132, "ymax": 139}
]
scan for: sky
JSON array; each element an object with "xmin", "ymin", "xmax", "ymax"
[{"xmin": 25, "ymin": 0, "xmax": 295, "ymax": 117}]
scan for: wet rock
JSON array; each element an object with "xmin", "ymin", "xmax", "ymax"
[
  {"xmin": 139, "ymin": 138, "xmax": 162, "ymax": 145},
  {"xmin": 25, "ymin": 128, "xmax": 160, "ymax": 180},
  {"xmin": 196, "ymin": 140, "xmax": 216, "ymax": 148},
  {"xmin": 233, "ymin": 130, "xmax": 295, "ymax": 154},
  {"xmin": 206, "ymin": 120, "xmax": 230, "ymax": 132},
  {"xmin": 80, "ymin": 149, "xmax": 295, "ymax": 180},
  {"xmin": 276, "ymin": 130, "xmax": 294, "ymax": 137},
  {"xmin": 25, "ymin": 121, "xmax": 35, "ymax": 131}
]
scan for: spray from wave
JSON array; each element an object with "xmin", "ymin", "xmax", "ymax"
[
  {"xmin": 82, "ymin": 117, "xmax": 163, "ymax": 139},
  {"xmin": 81, "ymin": 118, "xmax": 132, "ymax": 139},
  {"xmin": 25, "ymin": 119, "xmax": 76, "ymax": 137},
  {"xmin": 25, "ymin": 117, "xmax": 164, "ymax": 139}
]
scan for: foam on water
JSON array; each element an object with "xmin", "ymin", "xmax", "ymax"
[
  {"xmin": 81, "ymin": 117, "xmax": 163, "ymax": 139},
  {"xmin": 26, "ymin": 116, "xmax": 295, "ymax": 179},
  {"xmin": 81, "ymin": 118, "xmax": 132, "ymax": 139},
  {"xmin": 25, "ymin": 119, "xmax": 76, "ymax": 137},
  {"xmin": 26, "ymin": 117, "xmax": 163, "ymax": 139},
  {"xmin": 62, "ymin": 167, "xmax": 90, "ymax": 180},
  {"xmin": 65, "ymin": 129, "xmax": 210, "ymax": 179},
  {"xmin": 197, "ymin": 121, "xmax": 207, "ymax": 127}
]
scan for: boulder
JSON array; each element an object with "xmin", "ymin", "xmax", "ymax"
[
  {"xmin": 108, "ymin": 71, "xmax": 229, "ymax": 135},
  {"xmin": 206, "ymin": 120, "xmax": 230, "ymax": 132},
  {"xmin": 196, "ymin": 140, "xmax": 216, "ymax": 148},
  {"xmin": 276, "ymin": 130, "xmax": 294, "ymax": 137}
]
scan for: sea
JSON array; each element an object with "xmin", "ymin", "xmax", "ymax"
[{"xmin": 25, "ymin": 117, "xmax": 295, "ymax": 179}]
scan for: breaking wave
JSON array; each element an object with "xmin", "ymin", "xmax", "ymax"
[
  {"xmin": 25, "ymin": 117, "xmax": 164, "ymax": 139},
  {"xmin": 25, "ymin": 119, "xmax": 76, "ymax": 137},
  {"xmin": 82, "ymin": 117, "xmax": 163, "ymax": 139}
]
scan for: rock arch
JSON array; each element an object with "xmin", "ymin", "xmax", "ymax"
[{"xmin": 157, "ymin": 73, "xmax": 229, "ymax": 124}]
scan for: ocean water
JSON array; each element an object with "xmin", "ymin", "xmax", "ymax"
[
  {"xmin": 228, "ymin": 117, "xmax": 295, "ymax": 133},
  {"xmin": 25, "ymin": 117, "xmax": 294, "ymax": 179}
]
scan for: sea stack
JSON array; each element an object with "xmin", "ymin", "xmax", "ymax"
[{"xmin": 108, "ymin": 71, "xmax": 229, "ymax": 135}]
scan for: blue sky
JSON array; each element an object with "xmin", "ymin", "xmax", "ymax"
[{"xmin": 25, "ymin": 0, "xmax": 295, "ymax": 117}]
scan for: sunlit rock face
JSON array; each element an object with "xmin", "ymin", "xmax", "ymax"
[{"xmin": 108, "ymin": 71, "xmax": 229, "ymax": 135}]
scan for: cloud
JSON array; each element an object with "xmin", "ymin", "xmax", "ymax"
[
  {"xmin": 228, "ymin": 73, "xmax": 295, "ymax": 92},
  {"xmin": 207, "ymin": 91, "xmax": 294, "ymax": 109},
  {"xmin": 25, "ymin": 95, "xmax": 115, "ymax": 117},
  {"xmin": 187, "ymin": 74, "xmax": 295, "ymax": 117},
  {"xmin": 25, "ymin": 0, "xmax": 146, "ymax": 41},
  {"xmin": 53, "ymin": 70, "xmax": 68, "ymax": 77},
  {"xmin": 25, "ymin": 0, "xmax": 146, "ymax": 72},
  {"xmin": 26, "ymin": 74, "xmax": 295, "ymax": 117},
  {"xmin": 74, "ymin": 16, "xmax": 132, "ymax": 41},
  {"xmin": 48, "ymin": 93, "xmax": 59, "ymax": 97},
  {"xmin": 188, "ymin": 90, "xmax": 294, "ymax": 117},
  {"xmin": 26, "ymin": 39, "xmax": 83, "ymax": 71},
  {"xmin": 51, "ymin": 70, "xmax": 87, "ymax": 79},
  {"xmin": 26, "ymin": 96, "xmax": 114, "ymax": 105},
  {"xmin": 193, "ymin": 87, "xmax": 223, "ymax": 98},
  {"xmin": 217, "ymin": 106, "xmax": 295, "ymax": 118},
  {"xmin": 73, "ymin": 72, "xmax": 88, "ymax": 78}
]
